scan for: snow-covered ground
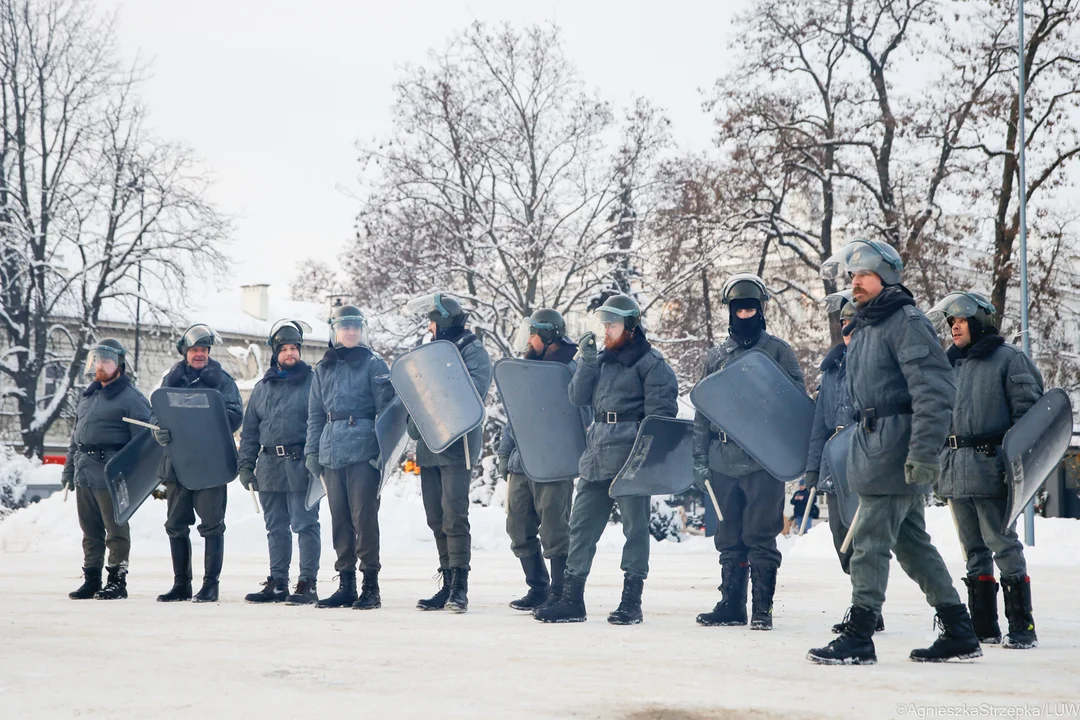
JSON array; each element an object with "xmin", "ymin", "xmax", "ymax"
[{"xmin": 2, "ymin": 484, "xmax": 1080, "ymax": 719}]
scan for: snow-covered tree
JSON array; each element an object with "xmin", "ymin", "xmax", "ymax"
[{"xmin": 0, "ymin": 0, "xmax": 230, "ymax": 457}]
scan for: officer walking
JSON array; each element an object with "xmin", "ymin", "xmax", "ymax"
[
  {"xmin": 63, "ymin": 339, "xmax": 152, "ymax": 600},
  {"xmin": 693, "ymin": 273, "xmax": 804, "ymax": 631},
  {"xmin": 305, "ymin": 306, "xmax": 395, "ymax": 610},
  {"xmin": 497, "ymin": 309, "xmax": 578, "ymax": 611},
  {"xmin": 407, "ymin": 294, "xmax": 492, "ymax": 614},
  {"xmin": 239, "ymin": 320, "xmax": 322, "ymax": 605},
  {"xmin": 807, "ymin": 240, "xmax": 980, "ymax": 664},
  {"xmin": 929, "ymin": 291, "xmax": 1042, "ymax": 649},
  {"xmin": 534, "ymin": 294, "xmax": 678, "ymax": 626},
  {"xmin": 154, "ymin": 324, "xmax": 244, "ymax": 604}
]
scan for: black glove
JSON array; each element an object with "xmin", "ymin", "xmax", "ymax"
[
  {"xmin": 152, "ymin": 427, "xmax": 172, "ymax": 446},
  {"xmin": 61, "ymin": 469, "xmax": 76, "ymax": 492},
  {"xmin": 305, "ymin": 453, "xmax": 323, "ymax": 481},
  {"xmin": 803, "ymin": 471, "xmax": 819, "ymax": 491},
  {"xmin": 238, "ymin": 467, "xmax": 257, "ymax": 491},
  {"xmin": 578, "ymin": 331, "xmax": 598, "ymax": 366},
  {"xmin": 693, "ymin": 456, "xmax": 710, "ymax": 491},
  {"xmin": 497, "ymin": 454, "xmax": 509, "ymax": 480}
]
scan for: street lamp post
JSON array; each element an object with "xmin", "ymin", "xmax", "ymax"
[{"xmin": 1017, "ymin": 0, "xmax": 1035, "ymax": 546}]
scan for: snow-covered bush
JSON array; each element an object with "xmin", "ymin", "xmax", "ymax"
[{"xmin": 0, "ymin": 445, "xmax": 34, "ymax": 521}]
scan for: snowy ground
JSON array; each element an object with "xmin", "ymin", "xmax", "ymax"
[{"xmin": 3, "ymin": 484, "xmax": 1080, "ymax": 719}]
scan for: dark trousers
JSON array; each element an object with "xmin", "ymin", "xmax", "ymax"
[
  {"xmin": 325, "ymin": 462, "xmax": 381, "ymax": 573},
  {"xmin": 76, "ymin": 486, "xmax": 130, "ymax": 569},
  {"xmin": 827, "ymin": 492, "xmax": 853, "ymax": 575},
  {"xmin": 711, "ymin": 470, "xmax": 784, "ymax": 568},
  {"xmin": 565, "ymin": 479, "xmax": 651, "ymax": 581},
  {"xmin": 505, "ymin": 473, "xmax": 573, "ymax": 559},
  {"xmin": 164, "ymin": 482, "xmax": 227, "ymax": 539},
  {"xmin": 259, "ymin": 490, "xmax": 321, "ymax": 582},
  {"xmin": 420, "ymin": 465, "xmax": 472, "ymax": 570}
]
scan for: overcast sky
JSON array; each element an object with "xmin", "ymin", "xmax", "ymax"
[{"xmin": 99, "ymin": 0, "xmax": 745, "ymax": 294}]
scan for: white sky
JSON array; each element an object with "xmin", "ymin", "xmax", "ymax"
[{"xmin": 99, "ymin": 0, "xmax": 745, "ymax": 293}]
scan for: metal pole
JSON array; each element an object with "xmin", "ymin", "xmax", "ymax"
[
  {"xmin": 1017, "ymin": 0, "xmax": 1035, "ymax": 546},
  {"xmin": 133, "ymin": 187, "xmax": 144, "ymax": 376}
]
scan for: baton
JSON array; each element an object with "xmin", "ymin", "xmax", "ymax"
[
  {"xmin": 463, "ymin": 435, "xmax": 471, "ymax": 471},
  {"xmin": 63, "ymin": 486, "xmax": 69, "ymax": 503},
  {"xmin": 798, "ymin": 487, "xmax": 817, "ymax": 537},
  {"xmin": 703, "ymin": 478, "xmax": 724, "ymax": 523},
  {"xmin": 249, "ymin": 486, "xmax": 261, "ymax": 515},
  {"xmin": 123, "ymin": 417, "xmax": 160, "ymax": 431},
  {"xmin": 840, "ymin": 505, "xmax": 860, "ymax": 554},
  {"xmin": 947, "ymin": 500, "xmax": 969, "ymax": 562}
]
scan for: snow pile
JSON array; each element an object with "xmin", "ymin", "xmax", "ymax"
[
  {"xmin": 0, "ymin": 445, "xmax": 35, "ymax": 520},
  {"xmin": 787, "ymin": 504, "xmax": 1080, "ymax": 567}
]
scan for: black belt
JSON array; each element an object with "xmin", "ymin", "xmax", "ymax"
[
  {"xmin": 76, "ymin": 443, "xmax": 124, "ymax": 459},
  {"xmin": 326, "ymin": 412, "xmax": 369, "ymax": 425},
  {"xmin": 710, "ymin": 429, "xmax": 729, "ymax": 443},
  {"xmin": 261, "ymin": 444, "xmax": 305, "ymax": 459},
  {"xmin": 595, "ymin": 411, "xmax": 644, "ymax": 424},
  {"xmin": 854, "ymin": 402, "xmax": 913, "ymax": 432},
  {"xmin": 945, "ymin": 433, "xmax": 1004, "ymax": 455}
]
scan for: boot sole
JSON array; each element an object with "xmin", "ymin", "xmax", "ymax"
[
  {"xmin": 750, "ymin": 623, "xmax": 773, "ymax": 631},
  {"xmin": 284, "ymin": 600, "xmax": 316, "ymax": 606},
  {"xmin": 352, "ymin": 603, "xmax": 382, "ymax": 610},
  {"xmin": 697, "ymin": 619, "xmax": 748, "ymax": 627},
  {"xmin": 446, "ymin": 603, "xmax": 468, "ymax": 613},
  {"xmin": 157, "ymin": 596, "xmax": 192, "ymax": 602},
  {"xmin": 94, "ymin": 594, "xmax": 127, "ymax": 600},
  {"xmin": 315, "ymin": 603, "xmax": 356, "ymax": 609},
  {"xmin": 607, "ymin": 617, "xmax": 642, "ymax": 626},
  {"xmin": 416, "ymin": 604, "xmax": 446, "ymax": 611},
  {"xmin": 192, "ymin": 597, "xmax": 219, "ymax": 604},
  {"xmin": 978, "ymin": 636, "xmax": 1003, "ymax": 644},
  {"xmin": 537, "ymin": 616, "xmax": 586, "ymax": 624},
  {"xmin": 245, "ymin": 597, "xmax": 288, "ymax": 604},
  {"xmin": 806, "ymin": 652, "xmax": 877, "ymax": 666},
  {"xmin": 1002, "ymin": 640, "xmax": 1038, "ymax": 650},
  {"xmin": 509, "ymin": 603, "xmax": 545, "ymax": 611},
  {"xmin": 909, "ymin": 648, "xmax": 983, "ymax": 663}
]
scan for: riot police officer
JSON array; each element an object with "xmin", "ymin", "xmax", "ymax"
[
  {"xmin": 497, "ymin": 308, "xmax": 578, "ymax": 611},
  {"xmin": 929, "ymin": 291, "xmax": 1042, "ymax": 649},
  {"xmin": 239, "ymin": 320, "xmax": 322, "ymax": 605},
  {"xmin": 154, "ymin": 324, "xmax": 244, "ymax": 603},
  {"xmin": 305, "ymin": 306, "xmax": 395, "ymax": 610},
  {"xmin": 63, "ymin": 339, "xmax": 152, "ymax": 600},
  {"xmin": 693, "ymin": 273, "xmax": 805, "ymax": 631},
  {"xmin": 808, "ymin": 240, "xmax": 980, "ymax": 665},
  {"xmin": 534, "ymin": 294, "xmax": 679, "ymax": 625}
]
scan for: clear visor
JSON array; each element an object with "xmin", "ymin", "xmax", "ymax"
[
  {"xmin": 84, "ymin": 347, "xmax": 121, "ymax": 377},
  {"xmin": 270, "ymin": 319, "xmax": 312, "ymax": 338},
  {"xmin": 512, "ymin": 317, "xmax": 534, "ymax": 354},
  {"xmin": 331, "ymin": 316, "xmax": 368, "ymax": 349},
  {"xmin": 181, "ymin": 324, "xmax": 221, "ymax": 351},
  {"xmin": 404, "ymin": 293, "xmax": 447, "ymax": 319},
  {"xmin": 927, "ymin": 293, "xmax": 981, "ymax": 333},
  {"xmin": 820, "ymin": 243, "xmax": 881, "ymax": 280},
  {"xmin": 823, "ymin": 290, "xmax": 853, "ymax": 314},
  {"xmin": 591, "ymin": 311, "xmax": 627, "ymax": 348}
]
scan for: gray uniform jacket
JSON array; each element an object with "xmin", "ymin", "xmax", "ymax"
[
  {"xmin": 845, "ymin": 287, "xmax": 955, "ymax": 495},
  {"xmin": 805, "ymin": 343, "xmax": 857, "ymax": 482},
  {"xmin": 498, "ymin": 341, "xmax": 585, "ymax": 480},
  {"xmin": 306, "ymin": 346, "xmax": 395, "ymax": 471},
  {"xmin": 415, "ymin": 332, "xmax": 493, "ymax": 469},
  {"xmin": 569, "ymin": 332, "xmax": 679, "ymax": 483},
  {"xmin": 937, "ymin": 334, "xmax": 1044, "ymax": 499},
  {"xmin": 158, "ymin": 358, "xmax": 244, "ymax": 484},
  {"xmin": 238, "ymin": 361, "xmax": 315, "ymax": 492},
  {"xmin": 63, "ymin": 375, "xmax": 152, "ymax": 489},
  {"xmin": 693, "ymin": 332, "xmax": 805, "ymax": 478}
]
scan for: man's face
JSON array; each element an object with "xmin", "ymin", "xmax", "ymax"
[
  {"xmin": 950, "ymin": 317, "xmax": 972, "ymax": 348},
  {"xmin": 336, "ymin": 324, "xmax": 364, "ymax": 349},
  {"xmin": 735, "ymin": 307, "xmax": 758, "ymax": 320},
  {"xmin": 851, "ymin": 271, "xmax": 884, "ymax": 304},
  {"xmin": 528, "ymin": 332, "xmax": 545, "ymax": 354},
  {"xmin": 93, "ymin": 358, "xmax": 119, "ymax": 384},
  {"xmin": 602, "ymin": 321, "xmax": 627, "ymax": 349},
  {"xmin": 277, "ymin": 343, "xmax": 301, "ymax": 368},
  {"xmin": 428, "ymin": 320, "xmax": 438, "ymax": 337},
  {"xmin": 186, "ymin": 346, "xmax": 209, "ymax": 369}
]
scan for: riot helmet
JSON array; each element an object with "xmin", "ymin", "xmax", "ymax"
[
  {"xmin": 176, "ymin": 324, "xmax": 221, "ymax": 356},
  {"xmin": 820, "ymin": 239, "xmax": 904, "ymax": 286},
  {"xmin": 329, "ymin": 305, "xmax": 368, "ymax": 349}
]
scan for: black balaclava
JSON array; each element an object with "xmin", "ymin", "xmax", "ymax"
[{"xmin": 729, "ymin": 298, "xmax": 766, "ymax": 346}]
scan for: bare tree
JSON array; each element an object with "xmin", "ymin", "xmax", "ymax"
[
  {"xmin": 0, "ymin": 0, "xmax": 230, "ymax": 456},
  {"xmin": 289, "ymin": 258, "xmax": 345, "ymax": 303},
  {"xmin": 344, "ymin": 23, "xmax": 669, "ymax": 355}
]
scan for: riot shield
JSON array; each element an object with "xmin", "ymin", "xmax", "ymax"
[
  {"xmin": 610, "ymin": 416, "xmax": 695, "ymax": 498},
  {"xmin": 389, "ymin": 340, "xmax": 485, "ymax": 454},
  {"xmin": 823, "ymin": 425, "xmax": 859, "ymax": 528},
  {"xmin": 376, "ymin": 395, "xmax": 410, "ymax": 493},
  {"xmin": 688, "ymin": 349, "xmax": 813, "ymax": 482},
  {"xmin": 104, "ymin": 428, "xmax": 165, "ymax": 525},
  {"xmin": 150, "ymin": 387, "xmax": 238, "ymax": 490},
  {"xmin": 1003, "ymin": 388, "xmax": 1073, "ymax": 532},
  {"xmin": 493, "ymin": 358, "xmax": 586, "ymax": 482}
]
